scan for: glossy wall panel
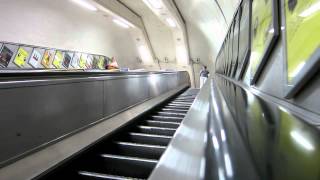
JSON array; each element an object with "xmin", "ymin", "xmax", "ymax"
[{"xmin": 215, "ymin": 76, "xmax": 320, "ymax": 180}]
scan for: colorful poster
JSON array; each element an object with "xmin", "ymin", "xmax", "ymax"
[
  {"xmin": 14, "ymin": 47, "xmax": 29, "ymax": 67},
  {"xmin": 91, "ymin": 56, "xmax": 99, "ymax": 69},
  {"xmin": 71, "ymin": 53, "xmax": 80, "ymax": 68},
  {"xmin": 0, "ymin": 45, "xmax": 14, "ymax": 67},
  {"xmin": 79, "ymin": 54, "xmax": 87, "ymax": 69},
  {"xmin": 29, "ymin": 49, "xmax": 42, "ymax": 68},
  {"xmin": 86, "ymin": 55, "xmax": 93, "ymax": 69},
  {"xmin": 98, "ymin": 56, "xmax": 105, "ymax": 69},
  {"xmin": 62, "ymin": 52, "xmax": 73, "ymax": 68},
  {"xmin": 285, "ymin": 0, "xmax": 320, "ymax": 84},
  {"xmin": 250, "ymin": 0, "xmax": 278, "ymax": 83},
  {"xmin": 52, "ymin": 51, "xmax": 64, "ymax": 68},
  {"xmin": 41, "ymin": 50, "xmax": 55, "ymax": 68}
]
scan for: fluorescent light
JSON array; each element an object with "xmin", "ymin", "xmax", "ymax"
[
  {"xmin": 146, "ymin": 0, "xmax": 163, "ymax": 9},
  {"xmin": 290, "ymin": 130, "xmax": 314, "ymax": 151},
  {"xmin": 166, "ymin": 18, "xmax": 176, "ymax": 27},
  {"xmin": 71, "ymin": 0, "xmax": 97, "ymax": 11},
  {"xmin": 299, "ymin": 1, "xmax": 320, "ymax": 17},
  {"xmin": 113, "ymin": 19, "xmax": 130, "ymax": 29}
]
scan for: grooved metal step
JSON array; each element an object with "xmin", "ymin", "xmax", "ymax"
[
  {"xmin": 125, "ymin": 132, "xmax": 172, "ymax": 146},
  {"xmin": 161, "ymin": 108, "xmax": 189, "ymax": 113},
  {"xmin": 157, "ymin": 111, "xmax": 186, "ymax": 117},
  {"xmin": 78, "ymin": 171, "xmax": 142, "ymax": 180},
  {"xmin": 151, "ymin": 115, "xmax": 183, "ymax": 123},
  {"xmin": 144, "ymin": 120, "xmax": 180, "ymax": 129},
  {"xmin": 136, "ymin": 126, "xmax": 176, "ymax": 136}
]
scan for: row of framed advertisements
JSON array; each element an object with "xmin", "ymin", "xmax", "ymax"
[
  {"xmin": 215, "ymin": 0, "xmax": 320, "ymax": 98},
  {"xmin": 0, "ymin": 42, "xmax": 117, "ymax": 70}
]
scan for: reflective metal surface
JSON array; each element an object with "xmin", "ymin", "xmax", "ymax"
[{"xmin": 150, "ymin": 75, "xmax": 320, "ymax": 180}]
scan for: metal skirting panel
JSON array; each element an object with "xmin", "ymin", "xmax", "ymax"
[{"xmin": 0, "ymin": 72, "xmax": 190, "ymax": 168}]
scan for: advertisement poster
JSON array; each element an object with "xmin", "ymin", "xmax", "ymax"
[
  {"xmin": 0, "ymin": 45, "xmax": 14, "ymax": 67},
  {"xmin": 250, "ymin": 0, "xmax": 278, "ymax": 83},
  {"xmin": 98, "ymin": 56, "xmax": 105, "ymax": 69},
  {"xmin": 79, "ymin": 54, "xmax": 87, "ymax": 69},
  {"xmin": 86, "ymin": 55, "xmax": 93, "ymax": 69},
  {"xmin": 71, "ymin": 53, "xmax": 80, "ymax": 68},
  {"xmin": 92, "ymin": 56, "xmax": 99, "ymax": 69},
  {"xmin": 62, "ymin": 52, "xmax": 73, "ymax": 68},
  {"xmin": 41, "ymin": 50, "xmax": 55, "ymax": 68},
  {"xmin": 14, "ymin": 47, "xmax": 29, "ymax": 67},
  {"xmin": 285, "ymin": 0, "xmax": 320, "ymax": 84},
  {"xmin": 53, "ymin": 51, "xmax": 64, "ymax": 68},
  {"xmin": 29, "ymin": 49, "xmax": 42, "ymax": 68}
]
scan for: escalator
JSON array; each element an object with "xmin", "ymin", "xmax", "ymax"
[{"xmin": 36, "ymin": 88, "xmax": 199, "ymax": 180}]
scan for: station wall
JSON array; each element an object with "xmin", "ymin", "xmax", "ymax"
[{"xmin": 0, "ymin": 0, "xmax": 141, "ymax": 69}]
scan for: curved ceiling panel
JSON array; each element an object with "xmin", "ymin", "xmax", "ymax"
[{"xmin": 175, "ymin": 0, "xmax": 231, "ymax": 58}]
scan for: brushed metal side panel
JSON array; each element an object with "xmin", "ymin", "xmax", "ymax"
[
  {"xmin": 0, "ymin": 81, "xmax": 104, "ymax": 165},
  {"xmin": 103, "ymin": 77, "xmax": 150, "ymax": 116}
]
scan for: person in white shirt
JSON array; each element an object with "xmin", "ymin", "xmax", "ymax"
[{"xmin": 199, "ymin": 66, "xmax": 209, "ymax": 88}]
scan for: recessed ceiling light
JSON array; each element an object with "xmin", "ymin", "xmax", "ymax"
[
  {"xmin": 146, "ymin": 0, "xmax": 163, "ymax": 9},
  {"xmin": 71, "ymin": 0, "xmax": 97, "ymax": 11},
  {"xmin": 166, "ymin": 18, "xmax": 176, "ymax": 27},
  {"xmin": 113, "ymin": 19, "xmax": 130, "ymax": 29}
]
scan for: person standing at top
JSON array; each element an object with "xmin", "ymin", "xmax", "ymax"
[{"xmin": 200, "ymin": 66, "xmax": 209, "ymax": 88}]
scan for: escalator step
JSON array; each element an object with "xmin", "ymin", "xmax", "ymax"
[
  {"xmin": 164, "ymin": 105, "xmax": 190, "ymax": 110},
  {"xmin": 156, "ymin": 111, "xmax": 186, "ymax": 117},
  {"xmin": 151, "ymin": 115, "xmax": 183, "ymax": 122},
  {"xmin": 161, "ymin": 108, "xmax": 189, "ymax": 113},
  {"xmin": 124, "ymin": 132, "xmax": 172, "ymax": 146},
  {"xmin": 144, "ymin": 120, "xmax": 180, "ymax": 129},
  {"xmin": 170, "ymin": 101, "xmax": 193, "ymax": 105},
  {"xmin": 110, "ymin": 142, "xmax": 166, "ymax": 159},
  {"xmin": 167, "ymin": 103, "xmax": 191, "ymax": 107},
  {"xmin": 94, "ymin": 154, "xmax": 157, "ymax": 178},
  {"xmin": 78, "ymin": 171, "xmax": 142, "ymax": 180},
  {"xmin": 136, "ymin": 126, "xmax": 176, "ymax": 136}
]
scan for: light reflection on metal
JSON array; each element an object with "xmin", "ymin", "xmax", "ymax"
[
  {"xmin": 290, "ymin": 130, "xmax": 315, "ymax": 151},
  {"xmin": 218, "ymin": 168, "xmax": 226, "ymax": 180},
  {"xmin": 224, "ymin": 153, "xmax": 234, "ymax": 177},
  {"xmin": 220, "ymin": 129, "xmax": 226, "ymax": 142},
  {"xmin": 213, "ymin": 136, "xmax": 220, "ymax": 150},
  {"xmin": 299, "ymin": 1, "xmax": 320, "ymax": 17}
]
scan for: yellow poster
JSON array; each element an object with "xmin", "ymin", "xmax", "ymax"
[
  {"xmin": 14, "ymin": 47, "xmax": 29, "ymax": 67},
  {"xmin": 42, "ymin": 50, "xmax": 54, "ymax": 68},
  {"xmin": 53, "ymin": 51, "xmax": 63, "ymax": 68},
  {"xmin": 98, "ymin": 56, "xmax": 105, "ymax": 69},
  {"xmin": 79, "ymin": 54, "xmax": 87, "ymax": 69},
  {"xmin": 286, "ymin": 0, "xmax": 320, "ymax": 84},
  {"xmin": 250, "ymin": 0, "xmax": 274, "ymax": 78}
]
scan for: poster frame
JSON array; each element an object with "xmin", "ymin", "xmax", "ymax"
[
  {"xmin": 236, "ymin": 0, "xmax": 252, "ymax": 81},
  {"xmin": 282, "ymin": 0, "xmax": 320, "ymax": 98},
  {"xmin": 250, "ymin": 0, "xmax": 280, "ymax": 85}
]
